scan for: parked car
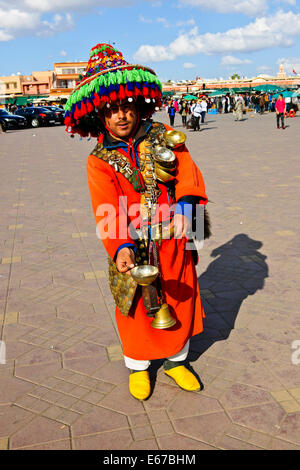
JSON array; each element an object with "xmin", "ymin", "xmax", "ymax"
[
  {"xmin": 0, "ymin": 108, "xmax": 27, "ymax": 131},
  {"xmin": 43, "ymin": 106, "xmax": 65, "ymax": 124},
  {"xmin": 14, "ymin": 107, "xmax": 58, "ymax": 128}
]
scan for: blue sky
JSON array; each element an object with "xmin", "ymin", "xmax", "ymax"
[{"xmin": 0, "ymin": 0, "xmax": 300, "ymax": 81}]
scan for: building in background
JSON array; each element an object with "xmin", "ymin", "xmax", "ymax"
[
  {"xmin": 22, "ymin": 71, "xmax": 53, "ymax": 96},
  {"xmin": 0, "ymin": 61, "xmax": 88, "ymax": 106},
  {"xmin": 50, "ymin": 61, "xmax": 88, "ymax": 101}
]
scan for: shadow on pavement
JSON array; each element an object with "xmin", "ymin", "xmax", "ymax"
[{"xmin": 188, "ymin": 233, "xmax": 269, "ymax": 361}]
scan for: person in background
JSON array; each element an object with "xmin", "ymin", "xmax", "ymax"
[
  {"xmin": 173, "ymin": 100, "xmax": 179, "ymax": 113},
  {"xmin": 275, "ymin": 94, "xmax": 286, "ymax": 129},
  {"xmin": 264, "ymin": 93, "xmax": 269, "ymax": 112},
  {"xmin": 190, "ymin": 99, "xmax": 201, "ymax": 131},
  {"xmin": 268, "ymin": 94, "xmax": 272, "ymax": 112},
  {"xmin": 259, "ymin": 94, "xmax": 265, "ymax": 114},
  {"xmin": 199, "ymin": 97, "xmax": 207, "ymax": 124},
  {"xmin": 179, "ymin": 100, "xmax": 189, "ymax": 127},
  {"xmin": 234, "ymin": 95, "xmax": 244, "ymax": 121},
  {"xmin": 168, "ymin": 101, "xmax": 176, "ymax": 127}
]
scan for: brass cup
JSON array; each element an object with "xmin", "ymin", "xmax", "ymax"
[
  {"xmin": 154, "ymin": 146, "xmax": 176, "ymax": 165},
  {"xmin": 130, "ymin": 265, "xmax": 159, "ymax": 286},
  {"xmin": 155, "ymin": 165, "xmax": 176, "ymax": 182},
  {"xmin": 163, "ymin": 130, "xmax": 186, "ymax": 148}
]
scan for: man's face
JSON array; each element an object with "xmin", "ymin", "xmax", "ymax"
[{"xmin": 102, "ymin": 101, "xmax": 138, "ymax": 140}]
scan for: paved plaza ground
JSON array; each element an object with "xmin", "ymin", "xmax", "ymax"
[{"xmin": 0, "ymin": 110, "xmax": 300, "ymax": 450}]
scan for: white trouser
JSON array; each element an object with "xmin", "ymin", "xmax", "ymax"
[{"xmin": 124, "ymin": 340, "xmax": 190, "ymax": 371}]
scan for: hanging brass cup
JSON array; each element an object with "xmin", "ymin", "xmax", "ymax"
[
  {"xmin": 163, "ymin": 130, "xmax": 186, "ymax": 148},
  {"xmin": 154, "ymin": 146, "xmax": 176, "ymax": 165},
  {"xmin": 130, "ymin": 265, "xmax": 159, "ymax": 286},
  {"xmin": 155, "ymin": 164, "xmax": 176, "ymax": 182}
]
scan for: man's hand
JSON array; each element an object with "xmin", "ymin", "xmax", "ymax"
[
  {"xmin": 116, "ymin": 247, "xmax": 135, "ymax": 275},
  {"xmin": 169, "ymin": 214, "xmax": 191, "ymax": 239}
]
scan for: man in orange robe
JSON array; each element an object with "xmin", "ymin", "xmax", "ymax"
[{"xmin": 64, "ymin": 43, "xmax": 209, "ymax": 400}]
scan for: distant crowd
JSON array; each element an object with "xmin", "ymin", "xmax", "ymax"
[{"xmin": 162, "ymin": 91, "xmax": 298, "ymax": 131}]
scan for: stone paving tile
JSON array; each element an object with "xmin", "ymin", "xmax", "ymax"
[
  {"xmin": 157, "ymin": 433, "xmax": 217, "ymax": 450},
  {"xmin": 228, "ymin": 402, "xmax": 286, "ymax": 435},
  {"xmin": 0, "ymin": 376, "xmax": 35, "ymax": 404},
  {"xmin": 73, "ymin": 429, "xmax": 133, "ymax": 450},
  {"xmin": 0, "ymin": 405, "xmax": 35, "ymax": 439},
  {"xmin": 172, "ymin": 411, "xmax": 231, "ymax": 446},
  {"xmin": 10, "ymin": 416, "xmax": 70, "ymax": 449},
  {"xmin": 71, "ymin": 405, "xmax": 129, "ymax": 437}
]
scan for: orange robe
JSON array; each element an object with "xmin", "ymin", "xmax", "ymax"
[{"xmin": 87, "ymin": 122, "xmax": 207, "ymax": 360}]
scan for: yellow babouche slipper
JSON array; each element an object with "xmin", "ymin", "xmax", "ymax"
[
  {"xmin": 129, "ymin": 371, "xmax": 151, "ymax": 400},
  {"xmin": 164, "ymin": 365, "xmax": 201, "ymax": 391}
]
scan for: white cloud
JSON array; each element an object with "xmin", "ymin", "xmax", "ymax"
[
  {"xmin": 0, "ymin": 30, "xmax": 13, "ymax": 41},
  {"xmin": 177, "ymin": 0, "xmax": 269, "ymax": 16},
  {"xmin": 0, "ymin": 8, "xmax": 74, "ymax": 40},
  {"xmin": 23, "ymin": 0, "xmax": 133, "ymax": 12},
  {"xmin": 139, "ymin": 14, "xmax": 153, "ymax": 23},
  {"xmin": 221, "ymin": 55, "xmax": 252, "ymax": 65},
  {"xmin": 0, "ymin": 8, "xmax": 40, "ymax": 30},
  {"xmin": 38, "ymin": 13, "xmax": 74, "ymax": 37},
  {"xmin": 134, "ymin": 11, "xmax": 300, "ymax": 62},
  {"xmin": 176, "ymin": 18, "xmax": 195, "ymax": 27},
  {"xmin": 135, "ymin": 45, "xmax": 175, "ymax": 62},
  {"xmin": 0, "ymin": 0, "xmax": 137, "ymax": 41},
  {"xmin": 257, "ymin": 65, "xmax": 272, "ymax": 72},
  {"xmin": 183, "ymin": 62, "xmax": 196, "ymax": 68},
  {"xmin": 157, "ymin": 17, "xmax": 171, "ymax": 28}
]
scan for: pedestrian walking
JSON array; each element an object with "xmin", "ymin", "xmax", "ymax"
[
  {"xmin": 64, "ymin": 42, "xmax": 211, "ymax": 401},
  {"xmin": 259, "ymin": 94, "xmax": 265, "ymax": 114},
  {"xmin": 199, "ymin": 97, "xmax": 207, "ymax": 124},
  {"xmin": 191, "ymin": 100, "xmax": 201, "ymax": 131},
  {"xmin": 168, "ymin": 101, "xmax": 176, "ymax": 127},
  {"xmin": 179, "ymin": 100, "xmax": 189, "ymax": 127},
  {"xmin": 234, "ymin": 95, "xmax": 244, "ymax": 121},
  {"xmin": 275, "ymin": 94, "xmax": 286, "ymax": 129}
]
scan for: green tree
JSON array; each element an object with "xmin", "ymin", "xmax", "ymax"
[{"xmin": 231, "ymin": 73, "xmax": 240, "ymax": 80}]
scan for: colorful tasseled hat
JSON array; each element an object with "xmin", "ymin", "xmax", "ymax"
[{"xmin": 64, "ymin": 43, "xmax": 162, "ymax": 137}]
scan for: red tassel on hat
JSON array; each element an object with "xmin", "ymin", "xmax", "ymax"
[
  {"xmin": 142, "ymin": 86, "xmax": 149, "ymax": 97},
  {"xmin": 133, "ymin": 86, "xmax": 141, "ymax": 97},
  {"xmin": 125, "ymin": 85, "xmax": 134, "ymax": 97},
  {"xmin": 109, "ymin": 91, "xmax": 117, "ymax": 102},
  {"xmin": 64, "ymin": 117, "xmax": 71, "ymax": 127},
  {"xmin": 80, "ymin": 102, "xmax": 87, "ymax": 116},
  {"xmin": 93, "ymin": 92, "xmax": 101, "ymax": 107},
  {"xmin": 74, "ymin": 105, "xmax": 80, "ymax": 121},
  {"xmin": 87, "ymin": 100, "xmax": 94, "ymax": 113},
  {"xmin": 119, "ymin": 85, "xmax": 126, "ymax": 100}
]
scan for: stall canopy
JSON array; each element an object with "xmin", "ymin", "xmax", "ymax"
[
  {"xmin": 273, "ymin": 91, "xmax": 299, "ymax": 99},
  {"xmin": 207, "ymin": 89, "xmax": 228, "ymax": 97},
  {"xmin": 252, "ymin": 84, "xmax": 286, "ymax": 93},
  {"xmin": 183, "ymin": 94, "xmax": 198, "ymax": 100},
  {"xmin": 5, "ymin": 95, "xmax": 49, "ymax": 105},
  {"xmin": 162, "ymin": 91, "xmax": 174, "ymax": 96}
]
